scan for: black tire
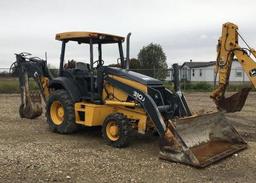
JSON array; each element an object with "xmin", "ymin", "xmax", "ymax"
[
  {"xmin": 102, "ymin": 113, "xmax": 131, "ymax": 148},
  {"xmin": 46, "ymin": 89, "xmax": 78, "ymax": 134}
]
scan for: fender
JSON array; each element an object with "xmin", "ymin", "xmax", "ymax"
[{"xmin": 49, "ymin": 77, "xmax": 82, "ymax": 102}]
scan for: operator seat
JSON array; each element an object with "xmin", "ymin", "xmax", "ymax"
[
  {"xmin": 74, "ymin": 62, "xmax": 99, "ymax": 101},
  {"xmin": 75, "ymin": 62, "xmax": 90, "ymax": 72}
]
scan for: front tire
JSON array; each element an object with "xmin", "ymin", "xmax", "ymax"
[
  {"xmin": 46, "ymin": 89, "xmax": 78, "ymax": 134},
  {"xmin": 102, "ymin": 113, "xmax": 131, "ymax": 148}
]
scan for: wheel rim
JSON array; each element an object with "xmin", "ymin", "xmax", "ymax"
[
  {"xmin": 106, "ymin": 121, "xmax": 119, "ymax": 141},
  {"xmin": 50, "ymin": 101, "xmax": 64, "ymax": 125}
]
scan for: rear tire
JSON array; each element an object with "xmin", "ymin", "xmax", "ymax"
[
  {"xmin": 46, "ymin": 89, "xmax": 78, "ymax": 134},
  {"xmin": 102, "ymin": 113, "xmax": 131, "ymax": 148}
]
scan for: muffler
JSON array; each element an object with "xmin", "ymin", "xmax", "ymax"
[{"xmin": 159, "ymin": 112, "xmax": 247, "ymax": 167}]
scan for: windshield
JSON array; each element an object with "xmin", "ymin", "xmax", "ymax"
[{"xmin": 63, "ymin": 42, "xmax": 122, "ymax": 68}]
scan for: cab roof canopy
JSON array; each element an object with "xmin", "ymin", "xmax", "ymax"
[{"xmin": 55, "ymin": 31, "xmax": 125, "ymax": 44}]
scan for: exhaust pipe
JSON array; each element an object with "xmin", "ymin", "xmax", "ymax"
[
  {"xmin": 172, "ymin": 63, "xmax": 181, "ymax": 93},
  {"xmin": 126, "ymin": 32, "xmax": 132, "ymax": 70}
]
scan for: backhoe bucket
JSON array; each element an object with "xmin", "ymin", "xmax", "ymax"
[
  {"xmin": 215, "ymin": 87, "xmax": 251, "ymax": 113},
  {"xmin": 18, "ymin": 70, "xmax": 43, "ymax": 119},
  {"xmin": 19, "ymin": 91, "xmax": 42, "ymax": 119},
  {"xmin": 159, "ymin": 112, "xmax": 247, "ymax": 167}
]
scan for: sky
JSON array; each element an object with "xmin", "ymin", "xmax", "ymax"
[{"xmin": 0, "ymin": 0, "xmax": 256, "ymax": 68}]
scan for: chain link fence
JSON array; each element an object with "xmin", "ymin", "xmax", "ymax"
[
  {"xmin": 0, "ymin": 67, "xmax": 252, "ymax": 93},
  {"xmin": 0, "ymin": 68, "xmax": 10, "ymax": 77},
  {"xmin": 0, "ymin": 67, "xmax": 170, "ymax": 79},
  {"xmin": 0, "ymin": 67, "xmax": 250, "ymax": 82}
]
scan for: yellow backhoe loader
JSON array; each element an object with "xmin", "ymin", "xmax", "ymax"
[
  {"xmin": 211, "ymin": 22, "xmax": 256, "ymax": 112},
  {"xmin": 10, "ymin": 31, "xmax": 247, "ymax": 167}
]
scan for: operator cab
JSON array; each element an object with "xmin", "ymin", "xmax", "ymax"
[
  {"xmin": 55, "ymin": 31, "xmax": 126, "ymax": 103},
  {"xmin": 55, "ymin": 31, "xmax": 125, "ymax": 72}
]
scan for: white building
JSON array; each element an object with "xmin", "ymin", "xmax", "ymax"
[{"xmin": 167, "ymin": 60, "xmax": 250, "ymax": 84}]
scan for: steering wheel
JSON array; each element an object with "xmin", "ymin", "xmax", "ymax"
[
  {"xmin": 117, "ymin": 58, "xmax": 121, "ymax": 65},
  {"xmin": 20, "ymin": 52, "xmax": 32, "ymax": 57},
  {"xmin": 29, "ymin": 57, "xmax": 43, "ymax": 62},
  {"xmin": 93, "ymin": 60, "xmax": 104, "ymax": 68}
]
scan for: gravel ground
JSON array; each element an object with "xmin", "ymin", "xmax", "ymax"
[{"xmin": 0, "ymin": 93, "xmax": 256, "ymax": 183}]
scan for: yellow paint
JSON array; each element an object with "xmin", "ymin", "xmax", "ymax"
[
  {"xmin": 74, "ymin": 101, "xmax": 148, "ymax": 134},
  {"xmin": 105, "ymin": 100, "xmax": 137, "ymax": 107},
  {"xmin": 113, "ymin": 106, "xmax": 147, "ymax": 134},
  {"xmin": 211, "ymin": 22, "xmax": 256, "ymax": 101},
  {"xmin": 40, "ymin": 76, "xmax": 49, "ymax": 98},
  {"xmin": 75, "ymin": 102, "xmax": 113, "ymax": 126},
  {"xmin": 55, "ymin": 31, "xmax": 124, "ymax": 42},
  {"xmin": 138, "ymin": 119, "xmax": 147, "ymax": 134},
  {"xmin": 234, "ymin": 50, "xmax": 256, "ymax": 86},
  {"xmin": 106, "ymin": 121, "xmax": 119, "ymax": 141},
  {"xmin": 218, "ymin": 23, "xmax": 238, "ymax": 85},
  {"xmin": 103, "ymin": 82, "xmax": 128, "ymax": 102},
  {"xmin": 102, "ymin": 74, "xmax": 148, "ymax": 103},
  {"xmin": 74, "ymin": 70, "xmax": 150, "ymax": 132},
  {"xmin": 50, "ymin": 101, "xmax": 64, "ymax": 125},
  {"xmin": 110, "ymin": 75, "xmax": 148, "ymax": 93}
]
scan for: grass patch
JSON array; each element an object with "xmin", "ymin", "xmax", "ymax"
[
  {"xmin": 0, "ymin": 78, "xmax": 38, "ymax": 93},
  {"xmin": 179, "ymin": 82, "xmax": 213, "ymax": 92},
  {"xmin": 164, "ymin": 81, "xmax": 254, "ymax": 92},
  {"xmin": 226, "ymin": 84, "xmax": 254, "ymax": 92},
  {"xmin": 164, "ymin": 81, "xmax": 213, "ymax": 92},
  {"xmin": 0, "ymin": 78, "xmax": 254, "ymax": 94}
]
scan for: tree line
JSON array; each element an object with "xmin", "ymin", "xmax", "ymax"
[{"xmin": 110, "ymin": 43, "xmax": 168, "ymax": 80}]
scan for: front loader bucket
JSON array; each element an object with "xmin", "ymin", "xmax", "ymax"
[
  {"xmin": 215, "ymin": 87, "xmax": 251, "ymax": 113},
  {"xmin": 159, "ymin": 112, "xmax": 247, "ymax": 168}
]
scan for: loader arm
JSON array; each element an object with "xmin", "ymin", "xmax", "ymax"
[
  {"xmin": 105, "ymin": 73, "xmax": 247, "ymax": 167},
  {"xmin": 211, "ymin": 22, "xmax": 256, "ymax": 112},
  {"xmin": 10, "ymin": 52, "xmax": 52, "ymax": 118}
]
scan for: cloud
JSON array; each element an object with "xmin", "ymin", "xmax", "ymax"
[
  {"xmin": 0, "ymin": 0, "xmax": 256, "ymax": 68},
  {"xmin": 200, "ymin": 34, "xmax": 208, "ymax": 39}
]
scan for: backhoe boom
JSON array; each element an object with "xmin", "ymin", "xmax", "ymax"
[
  {"xmin": 10, "ymin": 52, "xmax": 52, "ymax": 118},
  {"xmin": 211, "ymin": 22, "xmax": 256, "ymax": 112}
]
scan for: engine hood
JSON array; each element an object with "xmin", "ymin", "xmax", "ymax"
[{"xmin": 105, "ymin": 67, "xmax": 162, "ymax": 85}]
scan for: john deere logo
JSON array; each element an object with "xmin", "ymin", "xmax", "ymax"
[
  {"xmin": 34, "ymin": 71, "xmax": 39, "ymax": 77},
  {"xmin": 133, "ymin": 91, "xmax": 145, "ymax": 102},
  {"xmin": 250, "ymin": 68, "xmax": 256, "ymax": 77}
]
